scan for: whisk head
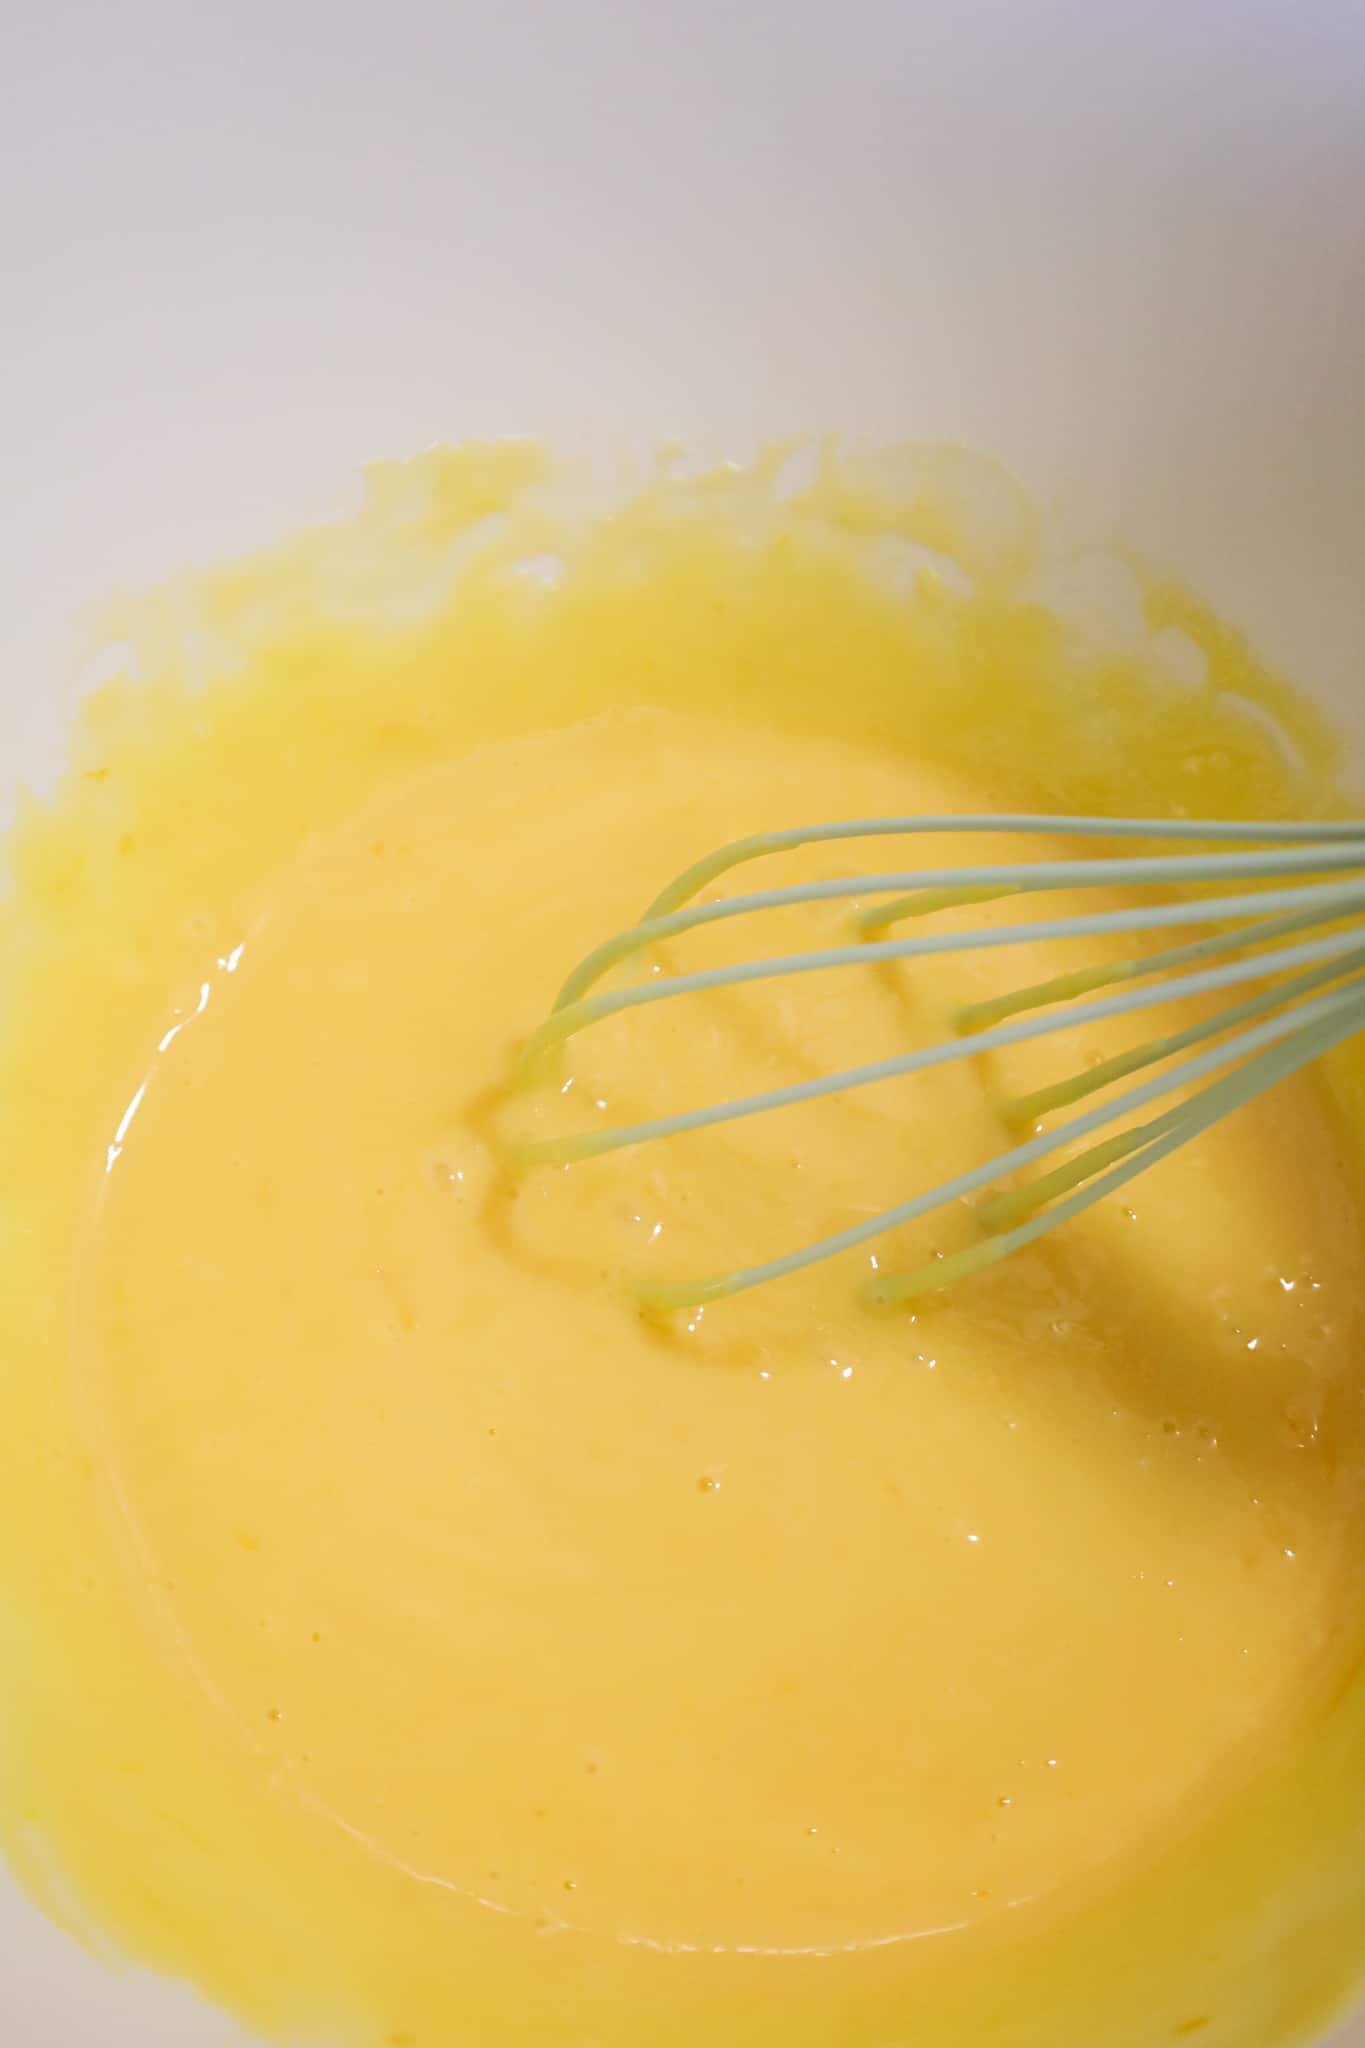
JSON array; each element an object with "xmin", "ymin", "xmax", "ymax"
[{"xmin": 512, "ymin": 815, "xmax": 1365, "ymax": 1309}]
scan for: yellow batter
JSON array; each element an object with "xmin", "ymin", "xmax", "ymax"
[{"xmin": 2, "ymin": 443, "xmax": 1365, "ymax": 2048}]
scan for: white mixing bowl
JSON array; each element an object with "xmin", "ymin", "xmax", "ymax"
[{"xmin": 3, "ymin": 2, "xmax": 1362, "ymax": 2041}]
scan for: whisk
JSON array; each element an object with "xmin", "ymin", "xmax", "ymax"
[{"xmin": 515, "ymin": 816, "xmax": 1365, "ymax": 1310}]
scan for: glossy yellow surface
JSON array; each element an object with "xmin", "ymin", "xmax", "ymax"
[{"xmin": 1, "ymin": 444, "xmax": 1364, "ymax": 2048}]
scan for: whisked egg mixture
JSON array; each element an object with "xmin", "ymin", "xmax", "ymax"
[{"xmin": 1, "ymin": 443, "xmax": 1364, "ymax": 2048}]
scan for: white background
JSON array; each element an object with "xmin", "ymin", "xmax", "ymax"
[{"xmin": 2, "ymin": 2, "xmax": 1363, "ymax": 2041}]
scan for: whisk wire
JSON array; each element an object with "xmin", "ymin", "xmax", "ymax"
[
  {"xmin": 872, "ymin": 984, "xmax": 1365, "ymax": 1305},
  {"xmin": 640, "ymin": 814, "xmax": 1365, "ymax": 920},
  {"xmin": 520, "ymin": 924, "xmax": 1365, "ymax": 1164},
  {"xmin": 530, "ymin": 879, "xmax": 1365, "ymax": 1070},
  {"xmin": 553, "ymin": 861, "xmax": 1365, "ymax": 1018},
  {"xmin": 638, "ymin": 973, "xmax": 1365, "ymax": 1312},
  {"xmin": 515, "ymin": 814, "xmax": 1365, "ymax": 1307},
  {"xmin": 954, "ymin": 885, "xmax": 1365, "ymax": 1036},
  {"xmin": 1000, "ymin": 945, "xmax": 1365, "ymax": 1127}
]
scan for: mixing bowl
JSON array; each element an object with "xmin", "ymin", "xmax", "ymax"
[{"xmin": 3, "ymin": 2, "xmax": 1361, "ymax": 2042}]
